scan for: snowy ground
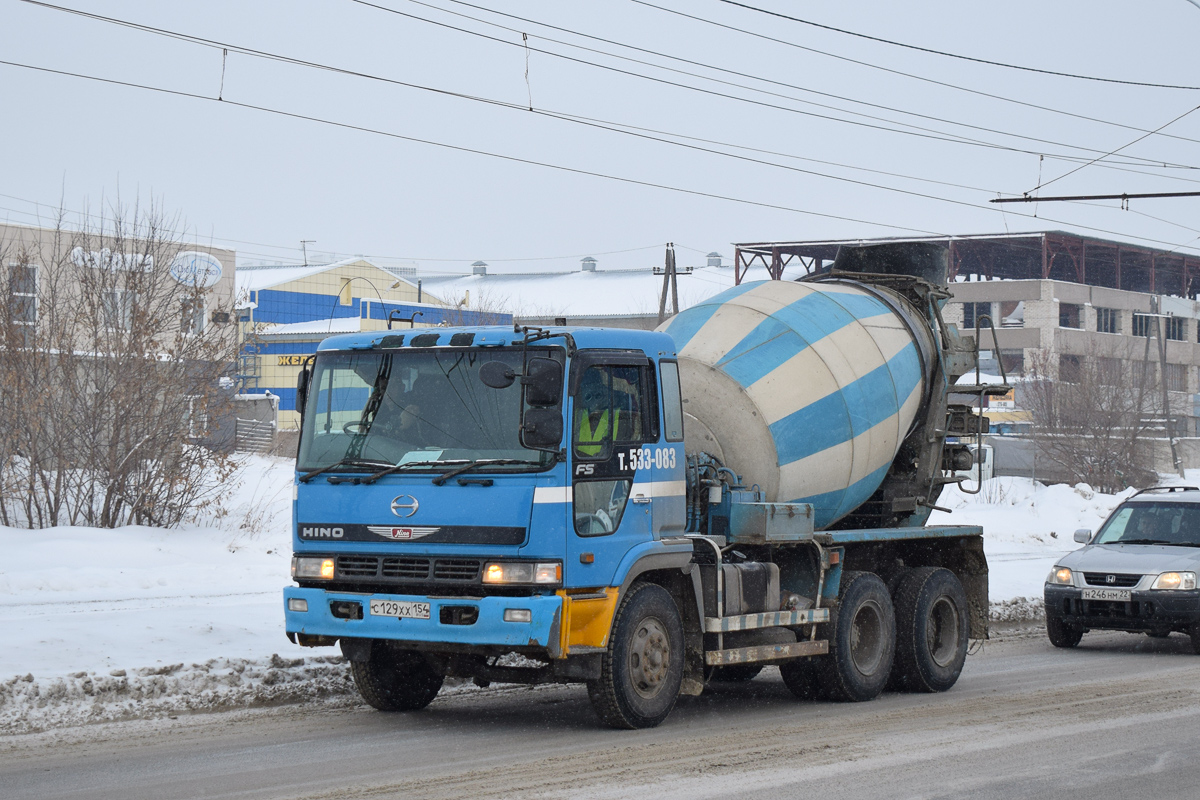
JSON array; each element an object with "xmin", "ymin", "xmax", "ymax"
[{"xmin": 0, "ymin": 460, "xmax": 1179, "ymax": 733}]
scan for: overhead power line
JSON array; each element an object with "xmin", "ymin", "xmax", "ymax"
[
  {"xmin": 717, "ymin": 0, "xmax": 1200, "ymax": 91},
  {"xmin": 0, "ymin": 58, "xmax": 952, "ymax": 238},
  {"xmin": 420, "ymin": 0, "xmax": 1200, "ymax": 164},
  {"xmin": 628, "ymin": 0, "xmax": 1200, "ymax": 154},
  {"xmin": 993, "ymin": 191, "xmax": 1200, "ymax": 203},
  {"xmin": 8, "ymin": 56, "xmax": 1200, "ymax": 258}
]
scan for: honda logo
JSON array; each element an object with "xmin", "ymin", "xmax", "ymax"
[
  {"xmin": 1106, "ymin": 574, "xmax": 1116, "ymax": 584},
  {"xmin": 390, "ymin": 495, "xmax": 419, "ymax": 518}
]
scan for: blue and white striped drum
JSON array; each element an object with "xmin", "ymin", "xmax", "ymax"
[{"xmin": 659, "ymin": 279, "xmax": 937, "ymax": 529}]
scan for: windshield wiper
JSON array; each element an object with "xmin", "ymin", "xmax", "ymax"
[
  {"xmin": 1114, "ymin": 538, "xmax": 1172, "ymax": 545},
  {"xmin": 431, "ymin": 459, "xmax": 540, "ymax": 486},
  {"xmin": 298, "ymin": 457, "xmax": 392, "ymax": 483},
  {"xmin": 341, "ymin": 459, "xmax": 470, "ymax": 486}
]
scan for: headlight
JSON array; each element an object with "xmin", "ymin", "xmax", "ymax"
[
  {"xmin": 482, "ymin": 561, "xmax": 562, "ymax": 585},
  {"xmin": 1047, "ymin": 567, "xmax": 1073, "ymax": 586},
  {"xmin": 292, "ymin": 556, "xmax": 335, "ymax": 580},
  {"xmin": 1151, "ymin": 571, "xmax": 1197, "ymax": 590}
]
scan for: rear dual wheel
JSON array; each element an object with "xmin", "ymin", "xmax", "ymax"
[{"xmin": 890, "ymin": 567, "xmax": 970, "ymax": 693}]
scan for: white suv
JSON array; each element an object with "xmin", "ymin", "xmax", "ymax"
[{"xmin": 1045, "ymin": 486, "xmax": 1200, "ymax": 652}]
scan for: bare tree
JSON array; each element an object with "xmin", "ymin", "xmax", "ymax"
[
  {"xmin": 1023, "ymin": 345, "xmax": 1159, "ymax": 493},
  {"xmin": 0, "ymin": 203, "xmax": 238, "ymax": 528}
]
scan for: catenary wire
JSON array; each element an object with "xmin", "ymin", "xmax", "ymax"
[
  {"xmin": 717, "ymin": 0, "xmax": 1200, "ymax": 91},
  {"xmin": 629, "ymin": 1, "xmax": 1200, "ymax": 155},
  {"xmin": 6, "ymin": 57, "xmax": 1200, "ymax": 258}
]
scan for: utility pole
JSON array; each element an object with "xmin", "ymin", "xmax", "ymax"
[
  {"xmin": 657, "ymin": 243, "xmax": 678, "ymax": 324},
  {"xmin": 300, "ymin": 240, "xmax": 316, "ymax": 266},
  {"xmin": 1151, "ymin": 297, "xmax": 1186, "ymax": 477}
]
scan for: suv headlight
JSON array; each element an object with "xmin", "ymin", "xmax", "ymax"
[
  {"xmin": 1151, "ymin": 571, "xmax": 1197, "ymax": 590},
  {"xmin": 482, "ymin": 561, "xmax": 562, "ymax": 585},
  {"xmin": 292, "ymin": 556, "xmax": 335, "ymax": 580},
  {"xmin": 1047, "ymin": 567, "xmax": 1073, "ymax": 586}
]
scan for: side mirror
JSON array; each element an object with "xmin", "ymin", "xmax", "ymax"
[
  {"xmin": 296, "ymin": 367, "xmax": 311, "ymax": 415},
  {"xmin": 1074, "ymin": 528, "xmax": 1092, "ymax": 544},
  {"xmin": 524, "ymin": 357, "xmax": 563, "ymax": 407},
  {"xmin": 480, "ymin": 360, "xmax": 516, "ymax": 389},
  {"xmin": 521, "ymin": 408, "xmax": 563, "ymax": 449}
]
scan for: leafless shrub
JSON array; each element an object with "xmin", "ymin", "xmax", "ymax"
[
  {"xmin": 1023, "ymin": 345, "xmax": 1159, "ymax": 493},
  {"xmin": 0, "ymin": 202, "xmax": 238, "ymax": 528}
]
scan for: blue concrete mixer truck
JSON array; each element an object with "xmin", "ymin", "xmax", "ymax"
[{"xmin": 283, "ymin": 243, "xmax": 998, "ymax": 728}]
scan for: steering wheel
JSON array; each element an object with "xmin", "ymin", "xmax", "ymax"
[
  {"xmin": 342, "ymin": 421, "xmax": 369, "ymax": 435},
  {"xmin": 576, "ymin": 509, "xmax": 615, "ymax": 535}
]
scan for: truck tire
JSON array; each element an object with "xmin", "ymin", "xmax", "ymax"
[
  {"xmin": 1045, "ymin": 609, "xmax": 1084, "ymax": 648},
  {"xmin": 815, "ymin": 571, "xmax": 895, "ymax": 702},
  {"xmin": 588, "ymin": 583, "xmax": 684, "ymax": 729},
  {"xmin": 779, "ymin": 657, "xmax": 819, "ymax": 700},
  {"xmin": 889, "ymin": 567, "xmax": 969, "ymax": 693},
  {"xmin": 351, "ymin": 642, "xmax": 444, "ymax": 711}
]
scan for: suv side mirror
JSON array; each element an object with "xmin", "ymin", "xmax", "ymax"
[
  {"xmin": 1074, "ymin": 528, "xmax": 1092, "ymax": 544},
  {"xmin": 524, "ymin": 357, "xmax": 563, "ymax": 407}
]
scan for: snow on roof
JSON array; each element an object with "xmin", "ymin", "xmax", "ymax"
[
  {"xmin": 257, "ymin": 317, "xmax": 363, "ymax": 337},
  {"xmin": 237, "ymin": 257, "xmax": 417, "ymax": 293},
  {"xmin": 415, "ymin": 263, "xmax": 810, "ymax": 318}
]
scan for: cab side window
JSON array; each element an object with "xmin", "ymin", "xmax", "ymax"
[{"xmin": 573, "ymin": 364, "xmax": 645, "ymax": 459}]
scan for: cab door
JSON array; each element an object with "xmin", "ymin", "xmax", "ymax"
[{"xmin": 566, "ymin": 355, "xmax": 653, "ymax": 588}]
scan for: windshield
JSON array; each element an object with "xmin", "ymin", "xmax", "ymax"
[
  {"xmin": 297, "ymin": 347, "xmax": 561, "ymax": 473},
  {"xmin": 1094, "ymin": 501, "xmax": 1200, "ymax": 546}
]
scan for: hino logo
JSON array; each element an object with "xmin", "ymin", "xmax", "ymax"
[
  {"xmin": 391, "ymin": 495, "xmax": 420, "ymax": 518},
  {"xmin": 1106, "ymin": 574, "xmax": 1117, "ymax": 584},
  {"xmin": 300, "ymin": 527, "xmax": 344, "ymax": 539}
]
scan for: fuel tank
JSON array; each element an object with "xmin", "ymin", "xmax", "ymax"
[{"xmin": 659, "ymin": 278, "xmax": 938, "ymax": 529}]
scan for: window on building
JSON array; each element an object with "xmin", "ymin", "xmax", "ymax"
[
  {"xmin": 998, "ymin": 349, "xmax": 1024, "ymax": 376},
  {"xmin": 1059, "ymin": 303, "xmax": 1082, "ymax": 328},
  {"xmin": 103, "ymin": 289, "xmax": 137, "ymax": 331},
  {"xmin": 1097, "ymin": 357, "xmax": 1122, "ymax": 386},
  {"xmin": 1096, "ymin": 307, "xmax": 1120, "ymax": 334},
  {"xmin": 181, "ymin": 297, "xmax": 206, "ymax": 336},
  {"xmin": 999, "ymin": 300, "xmax": 1024, "ymax": 327},
  {"xmin": 1166, "ymin": 316, "xmax": 1185, "ymax": 341},
  {"xmin": 8, "ymin": 263, "xmax": 37, "ymax": 347},
  {"xmin": 1166, "ymin": 363, "xmax": 1189, "ymax": 393},
  {"xmin": 1132, "ymin": 312, "xmax": 1153, "ymax": 337},
  {"xmin": 961, "ymin": 301, "xmax": 992, "ymax": 330},
  {"xmin": 1059, "ymin": 354, "xmax": 1082, "ymax": 383}
]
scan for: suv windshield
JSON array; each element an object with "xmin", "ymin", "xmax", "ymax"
[
  {"xmin": 297, "ymin": 347, "xmax": 561, "ymax": 473},
  {"xmin": 1094, "ymin": 501, "xmax": 1200, "ymax": 546}
]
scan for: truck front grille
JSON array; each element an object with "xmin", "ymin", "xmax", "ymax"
[
  {"xmin": 1083, "ymin": 573, "xmax": 1141, "ymax": 587},
  {"xmin": 337, "ymin": 556, "xmax": 380, "ymax": 577},
  {"xmin": 325, "ymin": 555, "xmax": 483, "ymax": 585},
  {"xmin": 382, "ymin": 557, "xmax": 431, "ymax": 579},
  {"xmin": 434, "ymin": 559, "xmax": 481, "ymax": 581}
]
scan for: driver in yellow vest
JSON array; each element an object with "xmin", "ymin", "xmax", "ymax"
[{"xmin": 576, "ymin": 370, "xmax": 619, "ymax": 456}]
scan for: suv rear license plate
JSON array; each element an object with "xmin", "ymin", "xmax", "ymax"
[
  {"xmin": 369, "ymin": 599, "xmax": 431, "ymax": 619},
  {"xmin": 1082, "ymin": 588, "xmax": 1132, "ymax": 602}
]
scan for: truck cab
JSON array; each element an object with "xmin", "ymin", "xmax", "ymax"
[{"xmin": 284, "ymin": 325, "xmax": 692, "ymax": 723}]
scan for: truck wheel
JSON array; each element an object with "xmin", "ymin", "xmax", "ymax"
[
  {"xmin": 351, "ymin": 642, "xmax": 444, "ymax": 711},
  {"xmin": 816, "ymin": 571, "xmax": 895, "ymax": 702},
  {"xmin": 587, "ymin": 583, "xmax": 684, "ymax": 729},
  {"xmin": 1045, "ymin": 610, "xmax": 1084, "ymax": 648},
  {"xmin": 889, "ymin": 567, "xmax": 969, "ymax": 693},
  {"xmin": 779, "ymin": 657, "xmax": 819, "ymax": 700}
]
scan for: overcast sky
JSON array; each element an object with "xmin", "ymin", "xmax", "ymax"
[{"xmin": 4, "ymin": 0, "xmax": 1200, "ymax": 275}]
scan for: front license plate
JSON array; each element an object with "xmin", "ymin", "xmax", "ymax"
[
  {"xmin": 369, "ymin": 599, "xmax": 432, "ymax": 619},
  {"xmin": 1082, "ymin": 588, "xmax": 1132, "ymax": 602}
]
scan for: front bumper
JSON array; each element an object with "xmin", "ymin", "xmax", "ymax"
[
  {"xmin": 1045, "ymin": 585, "xmax": 1200, "ymax": 631},
  {"xmin": 284, "ymin": 587, "xmax": 563, "ymax": 654}
]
